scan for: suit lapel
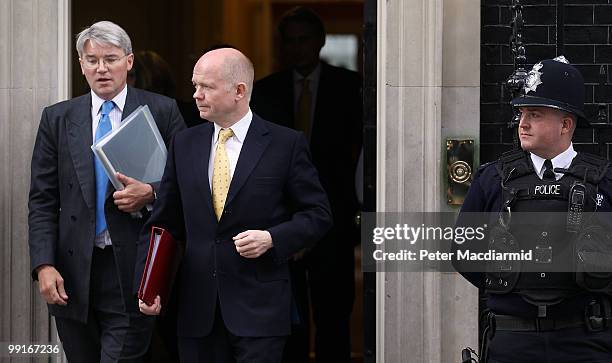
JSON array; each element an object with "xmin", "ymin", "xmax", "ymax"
[
  {"xmin": 122, "ymin": 86, "xmax": 140, "ymax": 121},
  {"xmin": 225, "ymin": 115, "xmax": 270, "ymax": 207},
  {"xmin": 313, "ymin": 64, "xmax": 327, "ymax": 124},
  {"xmin": 195, "ymin": 123, "xmax": 215, "ymax": 218},
  {"xmin": 67, "ymin": 93, "xmax": 96, "ymax": 210},
  {"xmin": 311, "ymin": 63, "xmax": 331, "ymax": 142},
  {"xmin": 283, "ymin": 71, "xmax": 296, "ymax": 128}
]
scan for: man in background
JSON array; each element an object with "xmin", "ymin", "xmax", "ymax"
[{"xmin": 251, "ymin": 7, "xmax": 362, "ymax": 363}]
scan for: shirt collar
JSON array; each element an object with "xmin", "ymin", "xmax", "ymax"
[
  {"xmin": 293, "ymin": 62, "xmax": 322, "ymax": 83},
  {"xmin": 91, "ymin": 85, "xmax": 128, "ymax": 115},
  {"xmin": 530, "ymin": 143, "xmax": 577, "ymax": 175},
  {"xmin": 213, "ymin": 108, "xmax": 253, "ymax": 144}
]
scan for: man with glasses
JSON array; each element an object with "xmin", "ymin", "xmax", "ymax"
[{"xmin": 28, "ymin": 20, "xmax": 185, "ymax": 362}]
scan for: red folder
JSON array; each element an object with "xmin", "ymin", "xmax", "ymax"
[{"xmin": 138, "ymin": 226, "xmax": 183, "ymax": 308}]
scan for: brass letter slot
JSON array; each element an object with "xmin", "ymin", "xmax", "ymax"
[{"xmin": 446, "ymin": 139, "xmax": 474, "ymax": 205}]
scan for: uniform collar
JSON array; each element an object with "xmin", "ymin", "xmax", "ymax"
[{"xmin": 530, "ymin": 143, "xmax": 576, "ymax": 176}]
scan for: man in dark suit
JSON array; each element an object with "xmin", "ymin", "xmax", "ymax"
[
  {"xmin": 28, "ymin": 21, "xmax": 185, "ymax": 362},
  {"xmin": 137, "ymin": 48, "xmax": 332, "ymax": 363},
  {"xmin": 250, "ymin": 7, "xmax": 362, "ymax": 363}
]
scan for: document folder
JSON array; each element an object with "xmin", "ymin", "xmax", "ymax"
[
  {"xmin": 91, "ymin": 105, "xmax": 167, "ymax": 193},
  {"xmin": 138, "ymin": 226, "xmax": 183, "ymax": 308}
]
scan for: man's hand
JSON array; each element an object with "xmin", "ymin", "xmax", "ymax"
[
  {"xmin": 139, "ymin": 296, "xmax": 161, "ymax": 316},
  {"xmin": 36, "ymin": 265, "xmax": 68, "ymax": 306},
  {"xmin": 233, "ymin": 230, "xmax": 273, "ymax": 258},
  {"xmin": 113, "ymin": 172, "xmax": 154, "ymax": 213}
]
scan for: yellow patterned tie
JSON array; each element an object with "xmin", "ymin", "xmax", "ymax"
[
  {"xmin": 295, "ymin": 78, "xmax": 312, "ymax": 139},
  {"xmin": 212, "ymin": 128, "xmax": 234, "ymax": 221}
]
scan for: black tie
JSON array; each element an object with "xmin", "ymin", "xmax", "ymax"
[{"xmin": 543, "ymin": 159, "xmax": 556, "ymax": 181}]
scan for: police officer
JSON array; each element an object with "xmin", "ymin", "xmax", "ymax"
[{"xmin": 456, "ymin": 57, "xmax": 612, "ymax": 363}]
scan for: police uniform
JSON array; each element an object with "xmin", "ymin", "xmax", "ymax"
[{"xmin": 457, "ymin": 57, "xmax": 612, "ymax": 363}]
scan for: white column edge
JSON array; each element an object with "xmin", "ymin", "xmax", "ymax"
[
  {"xmin": 54, "ymin": 5, "xmax": 71, "ymax": 363},
  {"xmin": 375, "ymin": 0, "xmax": 387, "ymax": 361},
  {"xmin": 57, "ymin": 0, "xmax": 71, "ymax": 101}
]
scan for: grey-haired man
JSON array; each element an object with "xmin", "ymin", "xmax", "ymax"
[{"xmin": 28, "ymin": 20, "xmax": 185, "ymax": 362}]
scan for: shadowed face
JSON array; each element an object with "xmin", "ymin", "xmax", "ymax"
[{"xmin": 280, "ymin": 21, "xmax": 324, "ymax": 73}]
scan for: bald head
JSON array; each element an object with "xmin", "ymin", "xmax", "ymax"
[
  {"xmin": 194, "ymin": 48, "xmax": 254, "ymax": 100},
  {"xmin": 192, "ymin": 48, "xmax": 254, "ymax": 126}
]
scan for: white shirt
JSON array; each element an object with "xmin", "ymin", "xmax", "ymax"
[
  {"xmin": 530, "ymin": 143, "xmax": 577, "ymax": 181},
  {"xmin": 91, "ymin": 86, "xmax": 128, "ymax": 248},
  {"xmin": 293, "ymin": 63, "xmax": 321, "ymax": 139},
  {"xmin": 208, "ymin": 109, "xmax": 253, "ymax": 189},
  {"xmin": 91, "ymin": 86, "xmax": 127, "ymax": 141}
]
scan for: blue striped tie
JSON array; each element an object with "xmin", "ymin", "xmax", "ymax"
[{"xmin": 94, "ymin": 100, "xmax": 114, "ymax": 235}]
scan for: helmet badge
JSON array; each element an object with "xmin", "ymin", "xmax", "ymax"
[
  {"xmin": 524, "ymin": 62, "xmax": 543, "ymax": 94},
  {"xmin": 553, "ymin": 55, "xmax": 569, "ymax": 64}
]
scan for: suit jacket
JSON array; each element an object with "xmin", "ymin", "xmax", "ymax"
[
  {"xmin": 134, "ymin": 114, "xmax": 332, "ymax": 337},
  {"xmin": 28, "ymin": 87, "xmax": 186, "ymax": 322},
  {"xmin": 251, "ymin": 62, "xmax": 362, "ymax": 239}
]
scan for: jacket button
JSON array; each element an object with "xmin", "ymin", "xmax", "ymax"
[
  {"xmin": 213, "ymin": 270, "xmax": 216, "ymax": 277},
  {"xmin": 224, "ymin": 210, "xmax": 231, "ymax": 215},
  {"xmin": 68, "ymin": 249, "xmax": 73, "ymax": 256},
  {"xmin": 70, "ymin": 215, "xmax": 76, "ymax": 222}
]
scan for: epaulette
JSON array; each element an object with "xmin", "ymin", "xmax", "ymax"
[
  {"xmin": 472, "ymin": 161, "xmax": 499, "ymax": 182},
  {"xmin": 562, "ymin": 152, "xmax": 610, "ymax": 184},
  {"xmin": 577, "ymin": 152, "xmax": 609, "ymax": 169},
  {"xmin": 495, "ymin": 149, "xmax": 532, "ymax": 181},
  {"xmin": 498, "ymin": 148, "xmax": 527, "ymax": 164},
  {"xmin": 476, "ymin": 161, "xmax": 494, "ymax": 173}
]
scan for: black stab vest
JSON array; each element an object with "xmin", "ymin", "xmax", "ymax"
[{"xmin": 485, "ymin": 150, "xmax": 609, "ymax": 305}]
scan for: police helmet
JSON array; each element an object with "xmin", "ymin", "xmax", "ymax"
[{"xmin": 511, "ymin": 56, "xmax": 588, "ymax": 126}]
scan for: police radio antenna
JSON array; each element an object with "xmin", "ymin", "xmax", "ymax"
[{"xmin": 505, "ymin": 0, "xmax": 527, "ymax": 151}]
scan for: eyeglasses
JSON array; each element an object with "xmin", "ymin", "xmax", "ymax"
[{"xmin": 81, "ymin": 54, "xmax": 130, "ymax": 69}]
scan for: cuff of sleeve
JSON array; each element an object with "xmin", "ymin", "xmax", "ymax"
[
  {"xmin": 149, "ymin": 183, "xmax": 157, "ymax": 200},
  {"xmin": 146, "ymin": 183, "xmax": 157, "ymax": 211}
]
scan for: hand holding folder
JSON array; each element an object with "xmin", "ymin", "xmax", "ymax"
[
  {"xmin": 91, "ymin": 105, "xmax": 168, "ymax": 219},
  {"xmin": 138, "ymin": 227, "xmax": 183, "ymax": 312}
]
